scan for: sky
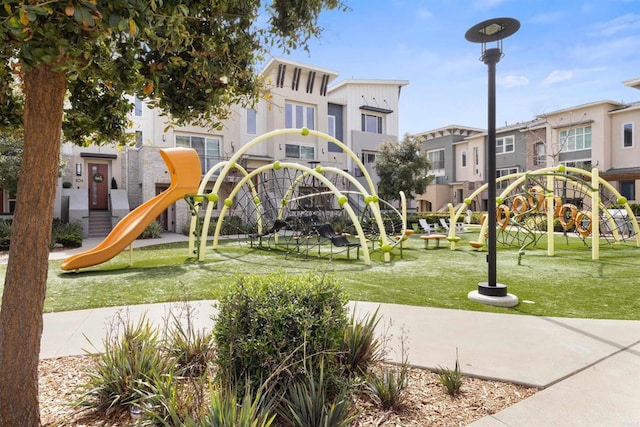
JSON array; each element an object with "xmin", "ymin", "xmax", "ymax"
[{"xmin": 273, "ymin": 0, "xmax": 640, "ymax": 136}]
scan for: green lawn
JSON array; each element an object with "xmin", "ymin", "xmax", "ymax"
[{"xmin": 3, "ymin": 232, "xmax": 639, "ymax": 319}]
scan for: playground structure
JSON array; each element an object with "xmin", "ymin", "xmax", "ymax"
[
  {"xmin": 186, "ymin": 128, "xmax": 407, "ymax": 265},
  {"xmin": 62, "ymin": 129, "xmax": 408, "ymax": 271},
  {"xmin": 61, "ymin": 130, "xmax": 640, "ymax": 272},
  {"xmin": 61, "ymin": 148, "xmax": 202, "ymax": 271},
  {"xmin": 444, "ymin": 166, "xmax": 640, "ymax": 259}
]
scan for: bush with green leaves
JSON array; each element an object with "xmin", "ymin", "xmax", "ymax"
[
  {"xmin": 78, "ymin": 315, "xmax": 171, "ymax": 415},
  {"xmin": 279, "ymin": 362, "xmax": 358, "ymax": 427},
  {"xmin": 139, "ymin": 220, "xmax": 163, "ymax": 239},
  {"xmin": 365, "ymin": 361, "xmax": 409, "ymax": 410},
  {"xmin": 53, "ymin": 220, "xmax": 83, "ymax": 248},
  {"xmin": 164, "ymin": 312, "xmax": 215, "ymax": 377},
  {"xmin": 342, "ymin": 306, "xmax": 383, "ymax": 376},
  {"xmin": 437, "ymin": 353, "xmax": 463, "ymax": 396},
  {"xmin": 0, "ymin": 219, "xmax": 10, "ymax": 250},
  {"xmin": 213, "ymin": 272, "xmax": 349, "ymax": 399}
]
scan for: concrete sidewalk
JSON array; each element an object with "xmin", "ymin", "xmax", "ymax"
[{"xmin": 36, "ymin": 233, "xmax": 640, "ymax": 425}]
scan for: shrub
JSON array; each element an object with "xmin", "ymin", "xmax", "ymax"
[
  {"xmin": 78, "ymin": 315, "xmax": 171, "ymax": 415},
  {"xmin": 54, "ymin": 221, "xmax": 83, "ymax": 248},
  {"xmin": 200, "ymin": 387, "xmax": 275, "ymax": 427},
  {"xmin": 365, "ymin": 361, "xmax": 409, "ymax": 410},
  {"xmin": 342, "ymin": 306, "xmax": 383, "ymax": 376},
  {"xmin": 139, "ymin": 220, "xmax": 163, "ymax": 239},
  {"xmin": 0, "ymin": 219, "xmax": 11, "ymax": 250},
  {"xmin": 279, "ymin": 362, "xmax": 358, "ymax": 427},
  {"xmin": 213, "ymin": 272, "xmax": 349, "ymax": 399},
  {"xmin": 164, "ymin": 311, "xmax": 215, "ymax": 377},
  {"xmin": 436, "ymin": 353, "xmax": 463, "ymax": 396}
]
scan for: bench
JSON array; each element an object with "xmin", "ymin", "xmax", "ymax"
[{"xmin": 420, "ymin": 234, "xmax": 447, "ymax": 249}]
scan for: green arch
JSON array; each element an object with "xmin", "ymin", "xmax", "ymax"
[{"xmin": 188, "ymin": 127, "xmax": 403, "ymax": 263}]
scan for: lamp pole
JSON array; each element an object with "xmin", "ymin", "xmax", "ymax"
[{"xmin": 465, "ymin": 18, "xmax": 520, "ymax": 305}]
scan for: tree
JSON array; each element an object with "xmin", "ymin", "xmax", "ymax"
[
  {"xmin": 374, "ymin": 134, "xmax": 433, "ymax": 203},
  {"xmin": 0, "ymin": 1, "xmax": 345, "ymax": 424}
]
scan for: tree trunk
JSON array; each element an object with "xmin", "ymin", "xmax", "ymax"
[{"xmin": 0, "ymin": 65, "xmax": 66, "ymax": 426}]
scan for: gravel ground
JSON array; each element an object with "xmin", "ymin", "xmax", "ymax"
[{"xmin": 39, "ymin": 356, "xmax": 537, "ymax": 426}]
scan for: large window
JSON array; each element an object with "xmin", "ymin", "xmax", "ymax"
[
  {"xmin": 175, "ymin": 135, "xmax": 221, "ymax": 172},
  {"xmin": 620, "ymin": 181, "xmax": 635, "ymax": 201},
  {"xmin": 559, "ymin": 126, "xmax": 592, "ymax": 151},
  {"xmin": 427, "ymin": 149, "xmax": 445, "ymax": 170},
  {"xmin": 623, "ymin": 123, "xmax": 634, "ymax": 148},
  {"xmin": 246, "ymin": 108, "xmax": 257, "ymax": 135},
  {"xmin": 285, "ymin": 102, "xmax": 315, "ymax": 130},
  {"xmin": 496, "ymin": 135, "xmax": 515, "ymax": 154},
  {"xmin": 285, "ymin": 143, "xmax": 315, "ymax": 160},
  {"xmin": 461, "ymin": 150, "xmax": 467, "ymax": 168},
  {"xmin": 496, "ymin": 167, "xmax": 518, "ymax": 189},
  {"xmin": 361, "ymin": 114, "xmax": 383, "ymax": 134}
]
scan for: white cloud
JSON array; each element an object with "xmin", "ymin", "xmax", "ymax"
[
  {"xmin": 499, "ymin": 75, "xmax": 529, "ymax": 88},
  {"xmin": 591, "ymin": 13, "xmax": 640, "ymax": 37},
  {"xmin": 540, "ymin": 70, "xmax": 574, "ymax": 87}
]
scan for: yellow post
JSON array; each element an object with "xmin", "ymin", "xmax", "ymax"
[
  {"xmin": 592, "ymin": 168, "xmax": 600, "ymax": 260},
  {"xmin": 546, "ymin": 175, "xmax": 554, "ymax": 256}
]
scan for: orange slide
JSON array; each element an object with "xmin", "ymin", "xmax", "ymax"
[{"xmin": 61, "ymin": 148, "xmax": 201, "ymax": 271}]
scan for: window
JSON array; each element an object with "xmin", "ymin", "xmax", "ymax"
[
  {"xmin": 473, "ymin": 147, "xmax": 479, "ymax": 165},
  {"xmin": 461, "ymin": 150, "xmax": 467, "ymax": 168},
  {"xmin": 623, "ymin": 123, "xmax": 633, "ymax": 148},
  {"xmin": 361, "ymin": 114, "xmax": 383, "ymax": 134},
  {"xmin": 246, "ymin": 108, "xmax": 257, "ymax": 135},
  {"xmin": 427, "ymin": 149, "xmax": 445, "ymax": 170},
  {"xmin": 327, "ymin": 115, "xmax": 335, "ymax": 139},
  {"xmin": 285, "ymin": 143, "xmax": 315, "ymax": 160},
  {"xmin": 534, "ymin": 142, "xmax": 545, "ymax": 165},
  {"xmin": 134, "ymin": 97, "xmax": 143, "ymax": 117},
  {"xmin": 285, "ymin": 102, "xmax": 315, "ymax": 130},
  {"xmin": 361, "ymin": 151, "xmax": 378, "ymax": 165},
  {"xmin": 496, "ymin": 167, "xmax": 518, "ymax": 189},
  {"xmin": 175, "ymin": 135, "xmax": 221, "ymax": 172},
  {"xmin": 559, "ymin": 126, "xmax": 592, "ymax": 151},
  {"xmin": 496, "ymin": 135, "xmax": 515, "ymax": 154},
  {"xmin": 327, "ymin": 115, "xmax": 343, "ymax": 153},
  {"xmin": 134, "ymin": 131, "xmax": 143, "ymax": 149},
  {"xmin": 561, "ymin": 160, "xmax": 592, "ymax": 170},
  {"xmin": 620, "ymin": 181, "xmax": 635, "ymax": 201}
]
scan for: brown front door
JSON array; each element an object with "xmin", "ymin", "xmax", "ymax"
[{"xmin": 89, "ymin": 163, "xmax": 109, "ymax": 210}]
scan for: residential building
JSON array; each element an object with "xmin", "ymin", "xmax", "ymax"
[
  {"xmin": 412, "ymin": 125, "xmax": 484, "ymax": 212},
  {"xmin": 412, "ymin": 79, "xmax": 640, "ymax": 211},
  {"xmin": 55, "ymin": 57, "xmax": 408, "ymax": 235}
]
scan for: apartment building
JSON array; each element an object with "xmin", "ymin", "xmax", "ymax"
[
  {"xmin": 412, "ymin": 125, "xmax": 484, "ymax": 212},
  {"xmin": 55, "ymin": 57, "xmax": 408, "ymax": 236},
  {"xmin": 413, "ymin": 81, "xmax": 640, "ymax": 211}
]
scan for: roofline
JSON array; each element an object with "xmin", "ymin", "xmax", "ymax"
[
  {"xmin": 328, "ymin": 79, "xmax": 409, "ymax": 92},
  {"xmin": 536, "ymin": 100, "xmax": 627, "ymax": 117},
  {"xmin": 260, "ymin": 56, "xmax": 339, "ymax": 77},
  {"xmin": 412, "ymin": 124, "xmax": 485, "ymax": 138},
  {"xmin": 623, "ymin": 77, "xmax": 640, "ymax": 90}
]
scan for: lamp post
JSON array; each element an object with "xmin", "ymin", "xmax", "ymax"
[{"xmin": 465, "ymin": 17, "xmax": 520, "ymax": 307}]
